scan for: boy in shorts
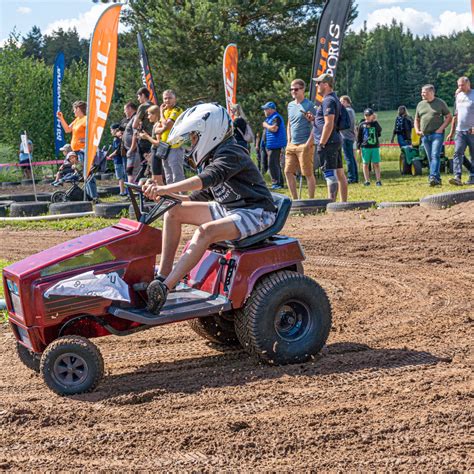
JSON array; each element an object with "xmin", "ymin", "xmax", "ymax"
[
  {"xmin": 142, "ymin": 103, "xmax": 277, "ymax": 314},
  {"xmin": 357, "ymin": 108, "xmax": 383, "ymax": 186}
]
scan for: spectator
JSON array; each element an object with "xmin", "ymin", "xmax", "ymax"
[
  {"xmin": 357, "ymin": 108, "xmax": 383, "ymax": 186},
  {"xmin": 154, "ymin": 89, "xmax": 185, "ymax": 184},
  {"xmin": 57, "ymin": 100, "xmax": 98, "ymax": 201},
  {"xmin": 311, "ymin": 74, "xmax": 348, "ymax": 201},
  {"xmin": 339, "ymin": 95, "xmax": 358, "ymax": 183},
  {"xmin": 447, "ymin": 76, "xmax": 474, "ymax": 186},
  {"xmin": 415, "ymin": 84, "xmax": 452, "ymax": 186},
  {"xmin": 108, "ymin": 124, "xmax": 128, "ymax": 196},
  {"xmin": 285, "ymin": 78, "xmax": 316, "ymax": 199},
  {"xmin": 122, "ymin": 101, "xmax": 140, "ymax": 183},
  {"xmin": 138, "ymin": 105, "xmax": 165, "ymax": 185},
  {"xmin": 261, "ymin": 101, "xmax": 286, "ymax": 189},
  {"xmin": 133, "ymin": 87, "xmax": 154, "ymax": 182},
  {"xmin": 255, "ymin": 129, "xmax": 267, "ymax": 175},
  {"xmin": 391, "ymin": 105, "xmax": 413, "ymax": 148},
  {"xmin": 18, "ymin": 135, "xmax": 33, "ymax": 180},
  {"xmin": 52, "ymin": 143, "xmax": 73, "ymax": 185},
  {"xmin": 230, "ymin": 103, "xmax": 252, "ymax": 149}
]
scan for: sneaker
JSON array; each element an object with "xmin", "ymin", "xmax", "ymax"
[
  {"xmin": 449, "ymin": 177, "xmax": 463, "ymax": 186},
  {"xmin": 364, "ymin": 181, "xmax": 370, "ymax": 186},
  {"xmin": 429, "ymin": 178, "xmax": 437, "ymax": 187},
  {"xmin": 146, "ymin": 279, "xmax": 169, "ymax": 314},
  {"xmin": 376, "ymin": 181, "xmax": 382, "ymax": 186},
  {"xmin": 271, "ymin": 184, "xmax": 283, "ymax": 190}
]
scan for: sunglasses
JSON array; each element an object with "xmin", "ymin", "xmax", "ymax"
[{"xmin": 290, "ymin": 87, "xmax": 302, "ymax": 91}]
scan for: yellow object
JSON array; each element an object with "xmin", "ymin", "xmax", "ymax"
[
  {"xmin": 162, "ymin": 106, "xmax": 183, "ymax": 147},
  {"xmin": 411, "ymin": 127, "xmax": 420, "ymax": 146},
  {"xmin": 71, "ymin": 115, "xmax": 87, "ymax": 152}
]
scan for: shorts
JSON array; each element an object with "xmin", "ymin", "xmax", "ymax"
[
  {"xmin": 361, "ymin": 148, "xmax": 381, "ymax": 164},
  {"xmin": 126, "ymin": 150, "xmax": 141, "ymax": 176},
  {"xmin": 284, "ymin": 142, "xmax": 314, "ymax": 176},
  {"xmin": 19, "ymin": 160, "xmax": 32, "ymax": 171},
  {"xmin": 208, "ymin": 202, "xmax": 276, "ymax": 241},
  {"xmin": 114, "ymin": 157, "xmax": 127, "ymax": 181},
  {"xmin": 151, "ymin": 148, "xmax": 163, "ymax": 176},
  {"xmin": 317, "ymin": 143, "xmax": 343, "ymax": 171}
]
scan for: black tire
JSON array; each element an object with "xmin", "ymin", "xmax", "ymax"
[
  {"xmin": 21, "ymin": 179, "xmax": 33, "ymax": 185},
  {"xmin": 40, "ymin": 336, "xmax": 104, "ymax": 395},
  {"xmin": 1, "ymin": 182, "xmax": 21, "ymax": 188},
  {"xmin": 51, "ymin": 190, "xmax": 67, "ymax": 203},
  {"xmin": 377, "ymin": 201, "xmax": 419, "ymax": 209},
  {"xmin": 16, "ymin": 342, "xmax": 40, "ymax": 373},
  {"xmin": 10, "ymin": 201, "xmax": 49, "ymax": 217},
  {"xmin": 0, "ymin": 206, "xmax": 7, "ymax": 217},
  {"xmin": 420, "ymin": 189, "xmax": 474, "ymax": 210},
  {"xmin": 97, "ymin": 186, "xmax": 120, "ymax": 197},
  {"xmin": 37, "ymin": 193, "xmax": 53, "ymax": 202},
  {"xmin": 0, "ymin": 200, "xmax": 14, "ymax": 208},
  {"xmin": 235, "ymin": 271, "xmax": 332, "ymax": 365},
  {"xmin": 100, "ymin": 173, "xmax": 114, "ymax": 181},
  {"xmin": 188, "ymin": 314, "xmax": 240, "ymax": 346},
  {"xmin": 2, "ymin": 193, "xmax": 36, "ymax": 202},
  {"xmin": 95, "ymin": 202, "xmax": 129, "ymax": 218},
  {"xmin": 290, "ymin": 199, "xmax": 333, "ymax": 215},
  {"xmin": 50, "ymin": 201, "xmax": 93, "ymax": 215},
  {"xmin": 399, "ymin": 153, "xmax": 411, "ymax": 175},
  {"xmin": 327, "ymin": 200, "xmax": 376, "ymax": 213},
  {"xmin": 411, "ymin": 159, "xmax": 422, "ymax": 176}
]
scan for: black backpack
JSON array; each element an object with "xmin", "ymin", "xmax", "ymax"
[{"xmin": 336, "ymin": 101, "xmax": 352, "ymax": 131}]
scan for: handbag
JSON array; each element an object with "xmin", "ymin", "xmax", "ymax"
[{"xmin": 154, "ymin": 141, "xmax": 171, "ymax": 161}]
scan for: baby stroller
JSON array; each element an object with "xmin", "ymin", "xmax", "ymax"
[{"xmin": 51, "ymin": 147, "xmax": 109, "ymax": 203}]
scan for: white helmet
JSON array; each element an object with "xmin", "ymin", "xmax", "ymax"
[{"xmin": 168, "ymin": 103, "xmax": 232, "ymax": 166}]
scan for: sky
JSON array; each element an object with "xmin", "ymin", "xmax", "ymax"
[{"xmin": 0, "ymin": 0, "xmax": 472, "ymax": 45}]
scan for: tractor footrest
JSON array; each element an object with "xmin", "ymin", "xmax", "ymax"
[{"xmin": 108, "ymin": 286, "xmax": 231, "ymax": 326}]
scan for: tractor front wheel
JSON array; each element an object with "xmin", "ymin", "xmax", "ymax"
[
  {"xmin": 400, "ymin": 153, "xmax": 411, "ymax": 175},
  {"xmin": 235, "ymin": 271, "xmax": 332, "ymax": 365},
  {"xmin": 40, "ymin": 336, "xmax": 104, "ymax": 395},
  {"xmin": 411, "ymin": 159, "xmax": 423, "ymax": 176}
]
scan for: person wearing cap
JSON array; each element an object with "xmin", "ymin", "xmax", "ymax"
[
  {"xmin": 261, "ymin": 101, "xmax": 287, "ymax": 189},
  {"xmin": 52, "ymin": 150, "xmax": 79, "ymax": 186},
  {"xmin": 357, "ymin": 108, "xmax": 383, "ymax": 186},
  {"xmin": 52, "ymin": 143, "xmax": 73, "ymax": 186},
  {"xmin": 285, "ymin": 79, "xmax": 316, "ymax": 199},
  {"xmin": 310, "ymin": 73, "xmax": 348, "ymax": 202},
  {"xmin": 108, "ymin": 123, "xmax": 128, "ymax": 196}
]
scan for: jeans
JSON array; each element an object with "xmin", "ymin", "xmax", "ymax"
[
  {"xmin": 421, "ymin": 132, "xmax": 444, "ymax": 181},
  {"xmin": 76, "ymin": 150, "xmax": 98, "ymax": 199},
  {"xmin": 163, "ymin": 147, "xmax": 185, "ymax": 184},
  {"xmin": 341, "ymin": 139, "xmax": 358, "ymax": 182},
  {"xmin": 266, "ymin": 148, "xmax": 284, "ymax": 186},
  {"xmin": 452, "ymin": 131, "xmax": 474, "ymax": 179},
  {"xmin": 396, "ymin": 134, "xmax": 411, "ymax": 148}
]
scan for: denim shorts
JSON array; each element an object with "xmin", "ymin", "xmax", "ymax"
[
  {"xmin": 208, "ymin": 202, "xmax": 276, "ymax": 241},
  {"xmin": 114, "ymin": 158, "xmax": 127, "ymax": 180}
]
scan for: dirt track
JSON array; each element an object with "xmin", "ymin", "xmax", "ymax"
[{"xmin": 1, "ymin": 203, "xmax": 473, "ymax": 471}]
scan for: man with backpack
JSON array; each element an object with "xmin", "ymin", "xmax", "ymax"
[{"xmin": 309, "ymin": 73, "xmax": 348, "ymax": 201}]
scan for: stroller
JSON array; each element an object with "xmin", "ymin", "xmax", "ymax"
[{"xmin": 51, "ymin": 147, "xmax": 109, "ymax": 203}]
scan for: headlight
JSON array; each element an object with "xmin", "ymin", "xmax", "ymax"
[{"xmin": 6, "ymin": 279, "xmax": 23, "ymax": 318}]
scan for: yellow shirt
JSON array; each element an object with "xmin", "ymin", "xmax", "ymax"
[
  {"xmin": 161, "ymin": 106, "xmax": 183, "ymax": 148},
  {"xmin": 71, "ymin": 115, "xmax": 87, "ymax": 151}
]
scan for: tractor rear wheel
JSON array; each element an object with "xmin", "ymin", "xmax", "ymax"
[
  {"xmin": 188, "ymin": 314, "xmax": 240, "ymax": 346},
  {"xmin": 40, "ymin": 336, "xmax": 104, "ymax": 395},
  {"xmin": 235, "ymin": 270, "xmax": 332, "ymax": 365}
]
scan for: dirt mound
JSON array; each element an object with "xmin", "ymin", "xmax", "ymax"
[{"xmin": 0, "ymin": 202, "xmax": 472, "ymax": 470}]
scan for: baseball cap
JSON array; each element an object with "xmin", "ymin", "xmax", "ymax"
[
  {"xmin": 261, "ymin": 101, "xmax": 277, "ymax": 110},
  {"xmin": 364, "ymin": 108, "xmax": 374, "ymax": 116},
  {"xmin": 59, "ymin": 143, "xmax": 72, "ymax": 152},
  {"xmin": 313, "ymin": 73, "xmax": 334, "ymax": 87}
]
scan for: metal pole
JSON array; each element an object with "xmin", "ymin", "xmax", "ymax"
[{"xmin": 23, "ymin": 131, "xmax": 38, "ymax": 202}]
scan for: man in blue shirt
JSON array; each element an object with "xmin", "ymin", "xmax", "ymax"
[
  {"xmin": 285, "ymin": 79, "xmax": 316, "ymax": 199},
  {"xmin": 310, "ymin": 73, "xmax": 348, "ymax": 202},
  {"xmin": 18, "ymin": 136, "xmax": 33, "ymax": 180},
  {"xmin": 261, "ymin": 101, "xmax": 287, "ymax": 189}
]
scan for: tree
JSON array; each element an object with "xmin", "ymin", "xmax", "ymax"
[{"xmin": 22, "ymin": 26, "xmax": 43, "ymax": 61}]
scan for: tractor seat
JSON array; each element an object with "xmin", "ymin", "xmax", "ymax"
[{"xmin": 213, "ymin": 193, "xmax": 292, "ymax": 250}]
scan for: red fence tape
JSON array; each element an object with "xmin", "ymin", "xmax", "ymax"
[{"xmin": 0, "ymin": 160, "xmax": 63, "ymax": 169}]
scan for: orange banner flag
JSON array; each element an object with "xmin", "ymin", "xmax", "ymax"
[
  {"xmin": 223, "ymin": 44, "xmax": 238, "ymax": 120},
  {"xmin": 84, "ymin": 4, "xmax": 122, "ymax": 177}
]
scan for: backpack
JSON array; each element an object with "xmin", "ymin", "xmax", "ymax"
[
  {"xmin": 243, "ymin": 122, "xmax": 255, "ymax": 143},
  {"xmin": 336, "ymin": 101, "xmax": 352, "ymax": 131}
]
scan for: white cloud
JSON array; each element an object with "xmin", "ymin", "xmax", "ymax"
[
  {"xmin": 17, "ymin": 6, "xmax": 32, "ymax": 14},
  {"xmin": 44, "ymin": 3, "xmax": 128, "ymax": 39},
  {"xmin": 360, "ymin": 7, "xmax": 473, "ymax": 36},
  {"xmin": 375, "ymin": 0, "xmax": 406, "ymax": 4}
]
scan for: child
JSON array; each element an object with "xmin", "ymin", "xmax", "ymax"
[
  {"xmin": 52, "ymin": 143, "xmax": 73, "ymax": 186},
  {"xmin": 357, "ymin": 108, "xmax": 383, "ymax": 186},
  {"xmin": 108, "ymin": 124, "xmax": 128, "ymax": 196}
]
